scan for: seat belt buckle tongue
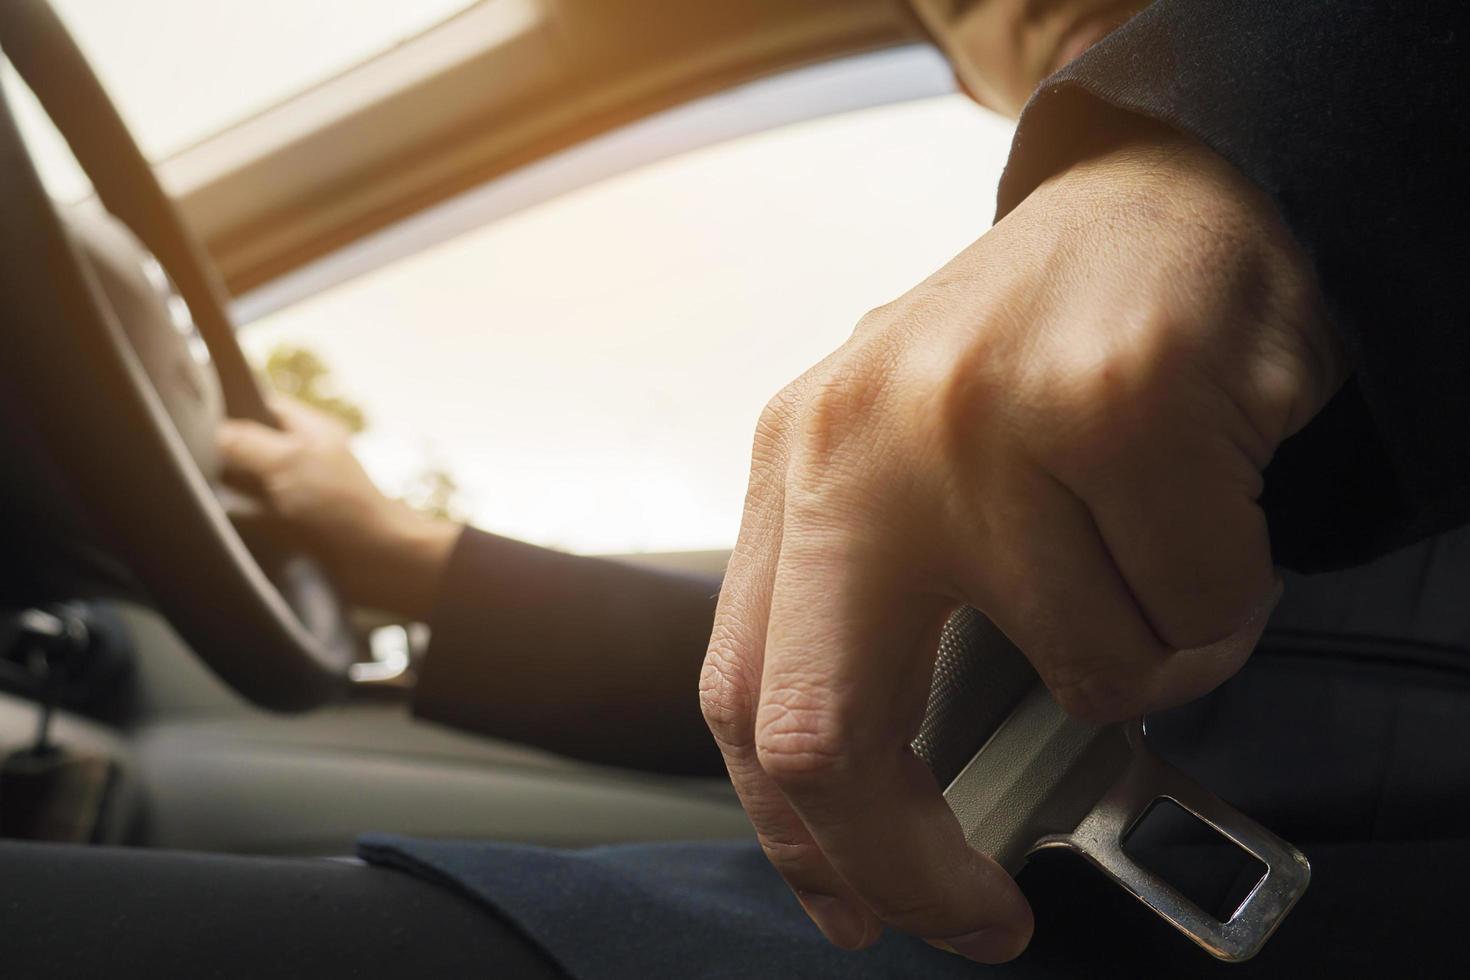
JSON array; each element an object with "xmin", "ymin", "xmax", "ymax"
[
  {"xmin": 1034, "ymin": 725, "xmax": 1311, "ymax": 963},
  {"xmin": 917, "ymin": 609, "xmax": 1309, "ymax": 962}
]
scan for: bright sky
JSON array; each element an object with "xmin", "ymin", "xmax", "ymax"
[{"xmin": 7, "ymin": 0, "xmax": 1017, "ymax": 555}]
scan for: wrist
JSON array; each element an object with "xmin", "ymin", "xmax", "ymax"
[{"xmin": 345, "ymin": 500, "xmax": 462, "ymax": 620}]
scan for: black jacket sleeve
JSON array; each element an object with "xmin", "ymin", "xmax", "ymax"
[
  {"xmin": 412, "ymin": 527, "xmax": 724, "ymax": 775},
  {"xmin": 997, "ymin": 0, "xmax": 1469, "ymax": 571}
]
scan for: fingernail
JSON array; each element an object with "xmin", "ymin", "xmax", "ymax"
[
  {"xmin": 797, "ymin": 892, "xmax": 868, "ymax": 949},
  {"xmin": 1234, "ymin": 575, "xmax": 1285, "ymax": 632},
  {"xmin": 937, "ymin": 926, "xmax": 1025, "ymax": 963}
]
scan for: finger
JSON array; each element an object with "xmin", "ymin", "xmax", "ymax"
[
  {"xmin": 1075, "ymin": 433, "xmax": 1277, "ymax": 652},
  {"xmin": 268, "ymin": 394, "xmax": 338, "ymax": 438},
  {"xmin": 1145, "ymin": 573, "xmax": 1281, "ymax": 710},
  {"xmin": 755, "ymin": 526, "xmax": 1033, "ymax": 962},
  {"xmin": 952, "ymin": 458, "xmax": 1173, "ymax": 722},
  {"xmin": 216, "ymin": 419, "xmax": 295, "ymax": 476},
  {"xmin": 699, "ymin": 398, "xmax": 881, "ymax": 950}
]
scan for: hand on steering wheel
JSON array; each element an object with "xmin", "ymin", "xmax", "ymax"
[
  {"xmin": 220, "ymin": 397, "xmax": 460, "ymax": 620},
  {"xmin": 0, "ymin": 0, "xmax": 365, "ymax": 707}
]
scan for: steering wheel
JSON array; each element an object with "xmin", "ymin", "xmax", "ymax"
[{"xmin": 0, "ymin": 0, "xmax": 356, "ymax": 709}]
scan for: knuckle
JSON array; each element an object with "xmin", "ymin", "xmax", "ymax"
[
  {"xmin": 1021, "ymin": 323, "xmax": 1174, "ymax": 475},
  {"xmin": 242, "ymin": 444, "xmax": 282, "ymax": 475},
  {"xmin": 756, "ymin": 379, "xmax": 806, "ymax": 448},
  {"xmin": 750, "ymin": 379, "xmax": 809, "ymax": 477},
  {"xmin": 796, "ymin": 360, "xmax": 890, "ymax": 466},
  {"xmin": 697, "ymin": 636, "xmax": 755, "ymax": 745},
  {"xmin": 307, "ymin": 433, "xmax": 338, "ymax": 456},
  {"xmin": 932, "ymin": 320, "xmax": 1017, "ymax": 458},
  {"xmin": 280, "ymin": 441, "xmax": 310, "ymax": 469},
  {"xmin": 1039, "ymin": 361, "xmax": 1142, "ymax": 470},
  {"xmin": 851, "ymin": 302, "xmax": 898, "ymax": 340},
  {"xmin": 262, "ymin": 472, "xmax": 295, "ymax": 500},
  {"xmin": 754, "ymin": 694, "xmax": 851, "ymax": 788},
  {"xmin": 752, "ymin": 404, "xmax": 786, "ymax": 458}
]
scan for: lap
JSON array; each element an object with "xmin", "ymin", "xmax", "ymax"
[
  {"xmin": 5, "ymin": 641, "xmax": 1468, "ymax": 979},
  {"xmin": 354, "ymin": 642, "xmax": 1470, "ymax": 978},
  {"xmin": 0, "ymin": 839, "xmax": 565, "ymax": 980}
]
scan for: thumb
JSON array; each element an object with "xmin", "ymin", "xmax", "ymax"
[
  {"xmin": 1145, "ymin": 574, "xmax": 1283, "ymax": 712},
  {"xmin": 217, "ymin": 419, "xmax": 295, "ymax": 477},
  {"xmin": 269, "ymin": 394, "xmax": 344, "ymax": 439}
]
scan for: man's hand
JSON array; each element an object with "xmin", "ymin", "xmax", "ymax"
[
  {"xmin": 218, "ymin": 396, "xmax": 459, "ymax": 618},
  {"xmin": 699, "ymin": 127, "xmax": 1344, "ymax": 961}
]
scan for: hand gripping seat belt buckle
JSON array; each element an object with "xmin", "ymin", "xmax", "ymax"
[{"xmin": 913, "ymin": 608, "xmax": 1310, "ymax": 962}]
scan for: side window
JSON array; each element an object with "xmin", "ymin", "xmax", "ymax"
[
  {"xmin": 244, "ymin": 55, "xmax": 1023, "ymax": 558},
  {"xmin": 241, "ymin": 60, "xmax": 1015, "ymax": 556}
]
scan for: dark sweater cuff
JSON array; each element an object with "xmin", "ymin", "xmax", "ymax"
[{"xmin": 412, "ymin": 526, "xmax": 571, "ymax": 727}]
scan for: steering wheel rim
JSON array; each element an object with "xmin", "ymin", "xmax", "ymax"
[{"xmin": 0, "ymin": 0, "xmax": 355, "ymax": 709}]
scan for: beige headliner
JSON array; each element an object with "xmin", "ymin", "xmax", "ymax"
[{"xmin": 159, "ymin": 0, "xmax": 917, "ymax": 296}]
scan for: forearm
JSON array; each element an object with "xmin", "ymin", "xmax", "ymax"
[{"xmin": 412, "ymin": 527, "xmax": 724, "ymax": 776}]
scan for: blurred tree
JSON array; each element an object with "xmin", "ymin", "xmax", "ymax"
[
  {"xmin": 262, "ymin": 344, "xmax": 366, "ymax": 433},
  {"xmin": 401, "ymin": 464, "xmax": 464, "ymax": 523}
]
